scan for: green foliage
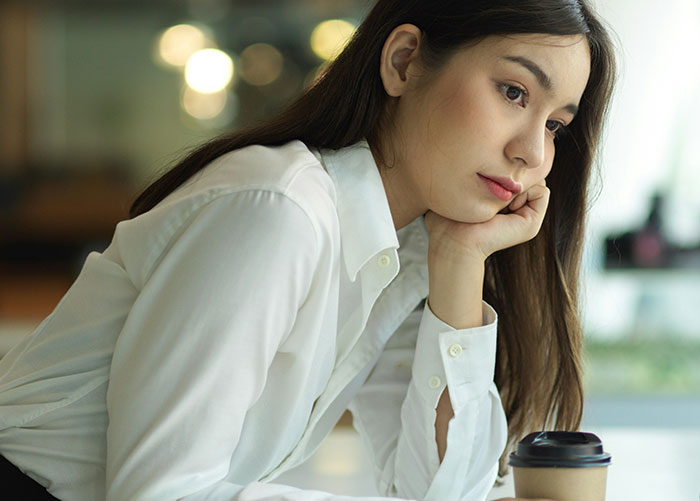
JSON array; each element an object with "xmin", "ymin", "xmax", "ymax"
[{"xmin": 583, "ymin": 336, "xmax": 700, "ymax": 395}]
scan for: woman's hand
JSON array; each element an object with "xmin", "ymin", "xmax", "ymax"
[
  {"xmin": 422, "ymin": 180, "xmax": 550, "ymax": 329},
  {"xmin": 424, "ymin": 180, "xmax": 550, "ymax": 264}
]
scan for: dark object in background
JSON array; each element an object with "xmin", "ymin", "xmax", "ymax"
[
  {"xmin": 0, "ymin": 169, "xmax": 136, "ymax": 320},
  {"xmin": 605, "ymin": 193, "xmax": 674, "ymax": 269},
  {"xmin": 0, "ymin": 169, "xmax": 134, "ymax": 276}
]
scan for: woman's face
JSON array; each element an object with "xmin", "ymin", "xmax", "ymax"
[{"xmin": 377, "ymin": 32, "xmax": 591, "ymax": 229}]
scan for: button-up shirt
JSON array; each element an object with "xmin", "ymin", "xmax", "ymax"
[{"xmin": 0, "ymin": 140, "xmax": 507, "ymax": 500}]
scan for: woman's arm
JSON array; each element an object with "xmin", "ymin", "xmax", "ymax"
[
  {"xmin": 418, "ymin": 182, "xmax": 551, "ymax": 499},
  {"xmin": 347, "ymin": 184, "xmax": 549, "ymax": 501},
  {"xmin": 105, "ymin": 190, "xmax": 327, "ymax": 500},
  {"xmin": 425, "ymin": 181, "xmax": 550, "ymax": 465},
  {"xmin": 349, "ymin": 295, "xmax": 506, "ymax": 501},
  {"xmin": 428, "ymin": 257, "xmax": 485, "ymax": 462}
]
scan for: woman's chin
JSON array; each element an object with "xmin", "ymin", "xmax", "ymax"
[{"xmin": 434, "ymin": 203, "xmax": 505, "ymax": 224}]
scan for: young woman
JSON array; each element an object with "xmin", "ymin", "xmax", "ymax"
[{"xmin": 0, "ymin": 0, "xmax": 616, "ymax": 499}]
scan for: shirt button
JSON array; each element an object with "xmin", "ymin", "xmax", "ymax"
[
  {"xmin": 428, "ymin": 376, "xmax": 442, "ymax": 389},
  {"xmin": 377, "ymin": 254, "xmax": 391, "ymax": 267},
  {"xmin": 448, "ymin": 344, "xmax": 463, "ymax": 358}
]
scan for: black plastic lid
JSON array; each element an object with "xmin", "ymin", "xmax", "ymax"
[{"xmin": 508, "ymin": 431, "xmax": 611, "ymax": 468}]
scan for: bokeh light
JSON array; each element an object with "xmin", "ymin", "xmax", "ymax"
[
  {"xmin": 239, "ymin": 43, "xmax": 284, "ymax": 86},
  {"xmin": 310, "ymin": 19, "xmax": 356, "ymax": 61},
  {"xmin": 184, "ymin": 48, "xmax": 234, "ymax": 94},
  {"xmin": 181, "ymin": 87, "xmax": 228, "ymax": 119},
  {"xmin": 156, "ymin": 24, "xmax": 211, "ymax": 68}
]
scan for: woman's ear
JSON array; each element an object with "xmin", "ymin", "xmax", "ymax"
[{"xmin": 379, "ymin": 24, "xmax": 422, "ymax": 97}]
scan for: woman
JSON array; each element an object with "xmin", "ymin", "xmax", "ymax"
[{"xmin": 0, "ymin": 0, "xmax": 616, "ymax": 499}]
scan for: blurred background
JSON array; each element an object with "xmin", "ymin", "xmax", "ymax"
[{"xmin": 0, "ymin": 0, "xmax": 698, "ymax": 499}]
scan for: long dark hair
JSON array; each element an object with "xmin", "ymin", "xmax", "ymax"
[{"xmin": 131, "ymin": 0, "xmax": 616, "ymax": 478}]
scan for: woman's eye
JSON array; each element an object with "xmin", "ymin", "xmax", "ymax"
[
  {"xmin": 499, "ymin": 83, "xmax": 568, "ymax": 138},
  {"xmin": 546, "ymin": 119, "xmax": 567, "ymax": 138},
  {"xmin": 500, "ymin": 84, "xmax": 527, "ymax": 107}
]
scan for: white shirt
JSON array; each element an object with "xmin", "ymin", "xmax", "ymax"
[{"xmin": 0, "ymin": 140, "xmax": 507, "ymax": 501}]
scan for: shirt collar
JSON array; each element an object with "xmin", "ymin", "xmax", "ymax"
[{"xmin": 316, "ymin": 140, "xmax": 399, "ymax": 282}]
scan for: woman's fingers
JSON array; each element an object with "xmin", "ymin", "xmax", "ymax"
[
  {"xmin": 423, "ymin": 177, "xmax": 551, "ymax": 260},
  {"xmin": 525, "ymin": 183, "xmax": 550, "ymax": 215},
  {"xmin": 502, "ymin": 183, "xmax": 550, "ymax": 244},
  {"xmin": 508, "ymin": 179, "xmax": 547, "ymax": 214},
  {"xmin": 508, "ymin": 191, "xmax": 529, "ymax": 212},
  {"xmin": 511, "ymin": 183, "xmax": 550, "ymax": 220}
]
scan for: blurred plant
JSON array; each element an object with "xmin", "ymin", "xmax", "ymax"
[{"xmin": 583, "ymin": 336, "xmax": 700, "ymax": 395}]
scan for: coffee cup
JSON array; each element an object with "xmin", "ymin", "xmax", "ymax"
[{"xmin": 508, "ymin": 431, "xmax": 611, "ymax": 501}]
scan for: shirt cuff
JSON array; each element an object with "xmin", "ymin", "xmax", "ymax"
[{"xmin": 412, "ymin": 301, "xmax": 498, "ymax": 413}]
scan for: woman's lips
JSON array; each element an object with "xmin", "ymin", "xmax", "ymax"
[{"xmin": 477, "ymin": 174, "xmax": 522, "ymax": 201}]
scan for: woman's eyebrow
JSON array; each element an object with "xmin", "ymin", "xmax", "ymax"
[
  {"xmin": 503, "ymin": 55, "xmax": 552, "ymax": 91},
  {"xmin": 502, "ymin": 55, "xmax": 579, "ymax": 116}
]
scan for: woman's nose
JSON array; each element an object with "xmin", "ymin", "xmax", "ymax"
[{"xmin": 504, "ymin": 125, "xmax": 547, "ymax": 169}]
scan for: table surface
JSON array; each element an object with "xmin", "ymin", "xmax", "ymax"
[
  {"xmin": 276, "ymin": 426, "xmax": 700, "ymax": 500},
  {"xmin": 2, "ymin": 324, "xmax": 699, "ymax": 499}
]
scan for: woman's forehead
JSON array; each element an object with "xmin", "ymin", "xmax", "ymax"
[
  {"xmin": 463, "ymin": 33, "xmax": 589, "ymax": 62},
  {"xmin": 452, "ymin": 34, "xmax": 591, "ymax": 100}
]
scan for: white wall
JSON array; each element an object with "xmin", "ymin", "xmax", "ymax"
[
  {"xmin": 588, "ymin": 0, "xmax": 700, "ymax": 246},
  {"xmin": 580, "ymin": 1, "xmax": 700, "ymax": 338}
]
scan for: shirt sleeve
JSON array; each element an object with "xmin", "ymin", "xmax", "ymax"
[
  {"xmin": 348, "ymin": 300, "xmax": 508, "ymax": 501},
  {"xmin": 104, "ymin": 189, "xmax": 330, "ymax": 500}
]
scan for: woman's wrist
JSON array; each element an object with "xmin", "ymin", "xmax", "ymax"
[{"xmin": 427, "ymin": 254, "xmax": 485, "ymax": 329}]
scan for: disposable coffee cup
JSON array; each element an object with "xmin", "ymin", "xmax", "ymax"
[{"xmin": 508, "ymin": 431, "xmax": 611, "ymax": 501}]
